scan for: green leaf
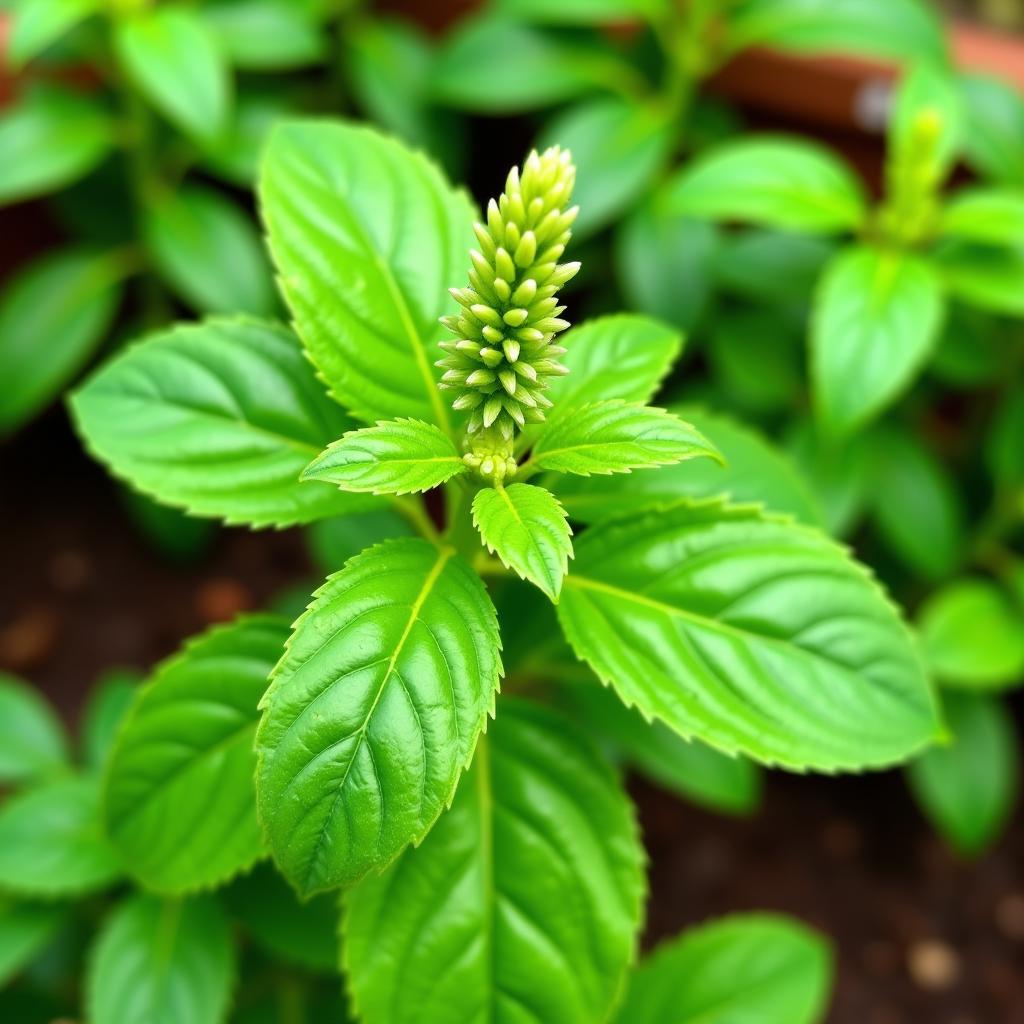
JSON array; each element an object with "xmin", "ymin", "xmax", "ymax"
[
  {"xmin": 0, "ymin": 899, "xmax": 67, "ymax": 988},
  {"xmin": 495, "ymin": 0, "xmax": 666, "ymax": 23},
  {"xmin": 81, "ymin": 669, "xmax": 141, "ymax": 771},
  {"xmin": 725, "ymin": 0, "xmax": 947, "ymax": 64},
  {"xmin": 71, "ymin": 317, "xmax": 371, "ymax": 528},
  {"xmin": 523, "ymin": 315, "xmax": 683, "ymax": 454},
  {"xmin": 907, "ymin": 692, "xmax": 1018, "ymax": 856},
  {"xmin": 256, "ymin": 538, "xmax": 502, "ymax": 895},
  {"xmin": 940, "ymin": 188, "xmax": 1024, "ymax": 247},
  {"xmin": 344, "ymin": 699, "xmax": 645, "ymax": 1024},
  {"xmin": 667, "ymin": 137, "xmax": 867, "ymax": 234},
  {"xmin": 303, "ymin": 419, "xmax": 466, "ymax": 495},
  {"xmin": 472, "ymin": 483, "xmax": 573, "ymax": 601},
  {"xmin": 557, "ymin": 680, "xmax": 760, "ymax": 815},
  {"xmin": 959, "ymin": 73, "xmax": 1024, "ymax": 186},
  {"xmin": 987, "ymin": 389, "xmax": 1024, "ymax": 490},
  {"xmin": 260, "ymin": 120, "xmax": 473, "ymax": 429},
  {"xmin": 552, "ymin": 407, "xmax": 823, "ymax": 527},
  {"xmin": 530, "ymin": 400, "xmax": 719, "ymax": 477},
  {"xmin": 0, "ymin": 86, "xmax": 114, "ymax": 206},
  {"xmin": 811, "ymin": 245, "xmax": 944, "ymax": 434},
  {"xmin": 306, "ymin": 507, "xmax": 414, "ymax": 575},
  {"xmin": 615, "ymin": 198, "xmax": 718, "ymax": 331},
  {"xmin": 199, "ymin": 88, "xmax": 294, "ymax": 187},
  {"xmin": 431, "ymin": 15, "xmax": 634, "ymax": 112},
  {"xmin": 932, "ymin": 240, "xmax": 1024, "ymax": 316},
  {"xmin": 8, "ymin": 0, "xmax": 99, "ymax": 67},
  {"xmin": 918, "ymin": 579, "xmax": 1024, "ymax": 691},
  {"xmin": 0, "ymin": 776, "xmax": 121, "ymax": 896},
  {"xmin": 144, "ymin": 186, "xmax": 276, "ymax": 316},
  {"xmin": 557, "ymin": 499, "xmax": 939, "ymax": 771},
  {"xmin": 889, "ymin": 61, "xmax": 963, "ymax": 180},
  {"xmin": 114, "ymin": 7, "xmax": 230, "ymax": 140},
  {"xmin": 870, "ymin": 428, "xmax": 963, "ymax": 581},
  {"xmin": 714, "ymin": 228, "xmax": 836, "ymax": 306},
  {"xmin": 615, "ymin": 912, "xmax": 832, "ymax": 1024},
  {"xmin": 0, "ymin": 673, "xmax": 68, "ymax": 785},
  {"xmin": 200, "ymin": 0, "xmax": 326, "ymax": 70},
  {"xmin": 0, "ymin": 247, "xmax": 124, "ymax": 436},
  {"xmin": 104, "ymin": 615, "xmax": 289, "ymax": 894},
  {"xmin": 223, "ymin": 863, "xmax": 339, "ymax": 972},
  {"xmin": 87, "ymin": 894, "xmax": 234, "ymax": 1024},
  {"xmin": 539, "ymin": 97, "xmax": 674, "ymax": 238}
]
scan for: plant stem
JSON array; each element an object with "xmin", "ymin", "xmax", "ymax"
[{"xmin": 391, "ymin": 495, "xmax": 441, "ymax": 545}]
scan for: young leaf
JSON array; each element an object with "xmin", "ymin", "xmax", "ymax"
[
  {"xmin": 907, "ymin": 692, "xmax": 1018, "ymax": 856},
  {"xmin": 0, "ymin": 247, "xmax": 124, "ymax": 436},
  {"xmin": 344, "ymin": 699, "xmax": 645, "ymax": 1024},
  {"xmin": 918, "ymin": 579, "xmax": 1024, "ymax": 691},
  {"xmin": 0, "ymin": 777, "xmax": 121, "ymax": 897},
  {"xmin": 557, "ymin": 499, "xmax": 939, "ymax": 771},
  {"xmin": 143, "ymin": 186, "xmax": 276, "ymax": 316},
  {"xmin": 959, "ymin": 73, "xmax": 1024, "ymax": 186},
  {"xmin": 870, "ymin": 427, "xmax": 963, "ymax": 581},
  {"xmin": 667, "ymin": 137, "xmax": 867, "ymax": 234},
  {"xmin": 614, "ymin": 913, "xmax": 832, "ymax": 1024},
  {"xmin": 223, "ymin": 863, "xmax": 339, "ymax": 972},
  {"xmin": 87, "ymin": 895, "xmax": 234, "ymax": 1024},
  {"xmin": 303, "ymin": 419, "xmax": 467, "ymax": 495},
  {"xmin": 431, "ymin": 15, "xmax": 631, "ymax": 112},
  {"xmin": 557, "ymin": 680, "xmax": 761, "ymax": 816},
  {"xmin": 114, "ymin": 7, "xmax": 230, "ymax": 139},
  {"xmin": 260, "ymin": 120, "xmax": 474, "ymax": 429},
  {"xmin": 812, "ymin": 245, "xmax": 944, "ymax": 434},
  {"xmin": 472, "ymin": 483, "xmax": 573, "ymax": 601},
  {"xmin": 81, "ymin": 670, "xmax": 141, "ymax": 772},
  {"xmin": 939, "ymin": 188, "xmax": 1024, "ymax": 248},
  {"xmin": 104, "ymin": 615, "xmax": 289, "ymax": 894},
  {"xmin": 0, "ymin": 674, "xmax": 68, "ymax": 785},
  {"xmin": 530, "ymin": 314, "xmax": 683, "ymax": 440},
  {"xmin": 256, "ymin": 538, "xmax": 502, "ymax": 895},
  {"xmin": 0, "ymin": 86, "xmax": 114, "ymax": 206},
  {"xmin": 539, "ymin": 97, "xmax": 674, "ymax": 238},
  {"xmin": 71, "ymin": 317, "xmax": 373, "ymax": 528},
  {"xmin": 8, "ymin": 0, "xmax": 99, "ymax": 68},
  {"xmin": 725, "ymin": 0, "xmax": 946, "ymax": 64},
  {"xmin": 552, "ymin": 407, "xmax": 823, "ymax": 527},
  {"xmin": 889, "ymin": 61, "xmax": 963, "ymax": 181},
  {"xmin": 0, "ymin": 900, "xmax": 67, "ymax": 988},
  {"xmin": 200, "ymin": 0, "xmax": 326, "ymax": 70},
  {"xmin": 615, "ymin": 198, "xmax": 718, "ymax": 331},
  {"xmin": 530, "ymin": 401, "xmax": 719, "ymax": 477}
]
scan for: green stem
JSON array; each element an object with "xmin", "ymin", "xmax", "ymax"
[{"xmin": 391, "ymin": 495, "xmax": 441, "ymax": 546}]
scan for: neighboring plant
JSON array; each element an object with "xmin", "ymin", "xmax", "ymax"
[{"xmin": 58, "ymin": 122, "xmax": 943, "ymax": 1021}]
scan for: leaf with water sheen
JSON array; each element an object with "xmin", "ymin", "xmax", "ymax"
[
  {"xmin": 104, "ymin": 615, "xmax": 290, "ymax": 894},
  {"xmin": 473, "ymin": 483, "xmax": 573, "ymax": 601},
  {"xmin": 256, "ymin": 538, "xmax": 502, "ymax": 895},
  {"xmin": 303, "ymin": 419, "xmax": 466, "ymax": 495},
  {"xmin": 260, "ymin": 120, "xmax": 474, "ymax": 430},
  {"xmin": 87, "ymin": 894, "xmax": 234, "ymax": 1024},
  {"xmin": 344, "ymin": 699, "xmax": 645, "ymax": 1024},
  {"xmin": 530, "ymin": 401, "xmax": 719, "ymax": 477},
  {"xmin": 71, "ymin": 317, "xmax": 372, "ymax": 528},
  {"xmin": 557, "ymin": 499, "xmax": 940, "ymax": 771},
  {"xmin": 615, "ymin": 913, "xmax": 832, "ymax": 1024}
]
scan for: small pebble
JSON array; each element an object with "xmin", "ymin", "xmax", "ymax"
[
  {"xmin": 996, "ymin": 893, "xmax": 1024, "ymax": 940},
  {"xmin": 195, "ymin": 579, "xmax": 252, "ymax": 624},
  {"xmin": 907, "ymin": 939, "xmax": 960, "ymax": 990}
]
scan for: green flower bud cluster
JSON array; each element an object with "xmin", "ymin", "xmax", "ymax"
[
  {"xmin": 437, "ymin": 146, "xmax": 579, "ymax": 481},
  {"xmin": 879, "ymin": 107, "xmax": 944, "ymax": 247}
]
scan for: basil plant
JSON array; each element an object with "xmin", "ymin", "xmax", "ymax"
[{"xmin": 64, "ymin": 120, "xmax": 942, "ymax": 1022}]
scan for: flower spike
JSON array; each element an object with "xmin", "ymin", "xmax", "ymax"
[{"xmin": 438, "ymin": 146, "xmax": 579, "ymax": 482}]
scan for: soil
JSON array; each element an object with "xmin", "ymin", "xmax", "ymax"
[{"xmin": 2, "ymin": 411, "xmax": 1022, "ymax": 1024}]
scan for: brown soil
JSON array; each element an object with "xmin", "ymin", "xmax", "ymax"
[{"xmin": 2, "ymin": 412, "xmax": 1023, "ymax": 1024}]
